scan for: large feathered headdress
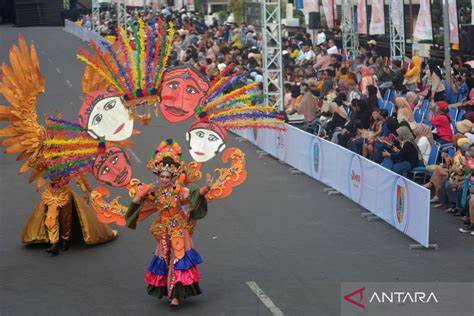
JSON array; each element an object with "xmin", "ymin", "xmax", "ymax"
[
  {"xmin": 77, "ymin": 18, "xmax": 174, "ymax": 111},
  {"xmin": 193, "ymin": 64, "xmax": 286, "ymax": 132}
]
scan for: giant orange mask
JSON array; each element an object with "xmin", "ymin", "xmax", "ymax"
[
  {"xmin": 92, "ymin": 147, "xmax": 133, "ymax": 187},
  {"xmin": 159, "ymin": 66, "xmax": 210, "ymax": 123}
]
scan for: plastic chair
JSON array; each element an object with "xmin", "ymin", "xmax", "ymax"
[
  {"xmin": 389, "ymin": 89, "xmax": 396, "ymax": 104},
  {"xmin": 383, "ymin": 89, "xmax": 391, "ymax": 102},
  {"xmin": 385, "ymin": 101, "xmax": 394, "ymax": 116},
  {"xmin": 446, "ymin": 87, "xmax": 454, "ymax": 104},
  {"xmin": 449, "ymin": 107, "xmax": 458, "ymax": 121},
  {"xmin": 378, "ymin": 98, "xmax": 385, "ymax": 109},
  {"xmin": 414, "ymin": 108, "xmax": 423, "ymax": 123},
  {"xmin": 457, "ymin": 109, "xmax": 465, "ymax": 121},
  {"xmin": 411, "ymin": 142, "xmax": 441, "ymax": 183},
  {"xmin": 420, "ymin": 99, "xmax": 430, "ymax": 114},
  {"xmin": 447, "ymin": 146, "xmax": 456, "ymax": 158},
  {"xmin": 423, "ymin": 107, "xmax": 431, "ymax": 126}
]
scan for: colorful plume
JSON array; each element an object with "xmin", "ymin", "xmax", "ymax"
[{"xmin": 76, "ymin": 18, "xmax": 174, "ymax": 105}]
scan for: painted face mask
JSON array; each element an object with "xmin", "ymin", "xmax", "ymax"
[
  {"xmin": 92, "ymin": 147, "xmax": 133, "ymax": 187},
  {"xmin": 78, "ymin": 88, "xmax": 134, "ymax": 141},
  {"xmin": 186, "ymin": 120, "xmax": 227, "ymax": 163},
  {"xmin": 159, "ymin": 66, "xmax": 210, "ymax": 123}
]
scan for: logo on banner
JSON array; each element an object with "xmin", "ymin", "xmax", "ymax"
[
  {"xmin": 276, "ymin": 129, "xmax": 286, "ymax": 160},
  {"xmin": 393, "ymin": 177, "xmax": 409, "ymax": 232},
  {"xmin": 349, "ymin": 155, "xmax": 362, "ymax": 203},
  {"xmin": 311, "ymin": 138, "xmax": 322, "ymax": 180}
]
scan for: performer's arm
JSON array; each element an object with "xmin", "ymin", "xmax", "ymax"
[
  {"xmin": 190, "ymin": 173, "xmax": 213, "ymax": 220},
  {"xmin": 125, "ymin": 183, "xmax": 153, "ymax": 229}
]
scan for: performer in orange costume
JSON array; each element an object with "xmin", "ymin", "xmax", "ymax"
[{"xmin": 125, "ymin": 139, "xmax": 212, "ymax": 307}]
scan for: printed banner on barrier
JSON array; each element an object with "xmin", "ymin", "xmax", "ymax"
[{"xmin": 233, "ymin": 124, "xmax": 430, "ymax": 247}]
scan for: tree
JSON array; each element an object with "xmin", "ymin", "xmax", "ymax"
[{"xmin": 230, "ymin": 0, "xmax": 244, "ymax": 23}]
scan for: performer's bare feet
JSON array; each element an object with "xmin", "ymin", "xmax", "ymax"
[{"xmin": 170, "ymin": 298, "xmax": 179, "ymax": 307}]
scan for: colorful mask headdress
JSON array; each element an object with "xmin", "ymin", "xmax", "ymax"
[
  {"xmin": 77, "ymin": 17, "xmax": 174, "ymax": 115},
  {"xmin": 194, "ymin": 64, "xmax": 287, "ymax": 132},
  {"xmin": 147, "ymin": 139, "xmax": 185, "ymax": 177},
  {"xmin": 41, "ymin": 117, "xmax": 108, "ymax": 187}
]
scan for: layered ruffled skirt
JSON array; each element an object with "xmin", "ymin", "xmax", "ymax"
[{"xmin": 145, "ymin": 249, "xmax": 203, "ymax": 300}]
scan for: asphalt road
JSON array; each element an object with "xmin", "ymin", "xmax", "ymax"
[{"xmin": 0, "ymin": 25, "xmax": 472, "ymax": 316}]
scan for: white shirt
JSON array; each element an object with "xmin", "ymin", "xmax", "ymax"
[
  {"xmin": 316, "ymin": 32, "xmax": 326, "ymax": 45},
  {"xmin": 327, "ymin": 45, "xmax": 338, "ymax": 54}
]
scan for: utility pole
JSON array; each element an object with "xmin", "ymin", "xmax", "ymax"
[{"xmin": 442, "ymin": 0, "xmax": 451, "ymax": 87}]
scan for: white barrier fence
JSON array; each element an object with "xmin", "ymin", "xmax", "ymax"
[
  {"xmin": 234, "ymin": 125, "xmax": 431, "ymax": 248},
  {"xmin": 62, "ymin": 21, "xmax": 431, "ymax": 248},
  {"xmin": 64, "ymin": 20, "xmax": 109, "ymax": 45}
]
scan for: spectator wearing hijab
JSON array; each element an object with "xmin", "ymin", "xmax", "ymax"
[
  {"xmin": 296, "ymin": 84, "xmax": 320, "ymax": 126},
  {"xmin": 412, "ymin": 122, "xmax": 435, "ymax": 165},
  {"xmin": 381, "ymin": 126, "xmax": 422, "ymax": 174},
  {"xmin": 430, "ymin": 101, "xmax": 453, "ymax": 144},
  {"xmin": 404, "ymin": 55, "xmax": 422, "ymax": 92},
  {"xmin": 359, "ymin": 66, "xmax": 377, "ymax": 96}
]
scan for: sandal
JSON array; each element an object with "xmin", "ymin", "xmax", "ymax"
[
  {"xmin": 170, "ymin": 298, "xmax": 179, "ymax": 307},
  {"xmin": 430, "ymin": 196, "xmax": 439, "ymax": 203},
  {"xmin": 423, "ymin": 182, "xmax": 433, "ymax": 189}
]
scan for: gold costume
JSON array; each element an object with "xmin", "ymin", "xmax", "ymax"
[
  {"xmin": 21, "ymin": 184, "xmax": 117, "ymax": 245},
  {"xmin": 0, "ymin": 35, "xmax": 117, "ymax": 250}
]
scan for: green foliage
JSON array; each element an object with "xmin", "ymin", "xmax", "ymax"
[
  {"xmin": 218, "ymin": 10, "xmax": 227, "ymax": 22},
  {"xmin": 193, "ymin": 0, "xmax": 204, "ymax": 14},
  {"xmin": 230, "ymin": 0, "xmax": 244, "ymax": 23},
  {"xmin": 458, "ymin": 0, "xmax": 472, "ymax": 24},
  {"xmin": 293, "ymin": 9, "xmax": 305, "ymax": 26}
]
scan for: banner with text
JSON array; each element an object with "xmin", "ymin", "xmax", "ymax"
[{"xmin": 233, "ymin": 125, "xmax": 430, "ymax": 247}]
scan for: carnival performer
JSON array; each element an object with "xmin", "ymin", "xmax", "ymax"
[
  {"xmin": 125, "ymin": 139, "xmax": 212, "ymax": 307},
  {"xmin": 0, "ymin": 35, "xmax": 118, "ymax": 256}
]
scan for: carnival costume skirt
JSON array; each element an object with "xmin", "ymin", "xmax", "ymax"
[{"xmin": 145, "ymin": 248, "xmax": 203, "ymax": 300}]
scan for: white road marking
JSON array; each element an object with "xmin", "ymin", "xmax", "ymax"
[
  {"xmin": 56, "ymin": 67, "xmax": 62, "ymax": 74},
  {"xmin": 125, "ymin": 148, "xmax": 142, "ymax": 164},
  {"xmin": 66, "ymin": 80, "xmax": 72, "ymax": 88},
  {"xmin": 47, "ymin": 58, "xmax": 53, "ymax": 64},
  {"xmin": 246, "ymin": 281, "xmax": 284, "ymax": 316}
]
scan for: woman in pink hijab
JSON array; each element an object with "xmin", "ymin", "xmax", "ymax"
[{"xmin": 359, "ymin": 66, "xmax": 377, "ymax": 96}]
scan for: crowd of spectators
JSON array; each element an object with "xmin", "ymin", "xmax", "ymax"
[
  {"xmin": 74, "ymin": 6, "xmax": 474, "ymax": 236},
  {"xmin": 281, "ymin": 27, "xmax": 474, "ymax": 235}
]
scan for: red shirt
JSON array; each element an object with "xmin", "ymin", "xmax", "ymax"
[{"xmin": 430, "ymin": 114, "xmax": 453, "ymax": 142}]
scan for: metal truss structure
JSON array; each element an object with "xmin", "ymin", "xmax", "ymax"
[
  {"xmin": 341, "ymin": 0, "xmax": 359, "ymax": 59},
  {"xmin": 388, "ymin": 0, "xmax": 406, "ymax": 60},
  {"xmin": 92, "ymin": 0, "xmax": 100, "ymax": 32},
  {"xmin": 261, "ymin": 0, "xmax": 284, "ymax": 111},
  {"xmin": 117, "ymin": 0, "xmax": 127, "ymax": 29}
]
